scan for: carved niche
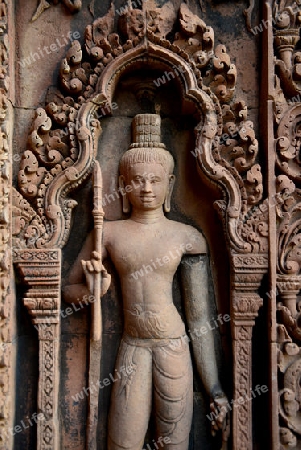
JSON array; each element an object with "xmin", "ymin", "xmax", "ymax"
[{"xmin": 13, "ymin": 2, "xmax": 268, "ymax": 449}]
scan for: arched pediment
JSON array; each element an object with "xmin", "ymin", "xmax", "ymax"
[{"xmin": 14, "ymin": 2, "xmax": 264, "ymax": 255}]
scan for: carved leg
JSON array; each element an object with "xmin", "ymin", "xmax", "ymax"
[
  {"xmin": 108, "ymin": 340, "xmax": 152, "ymax": 449},
  {"xmin": 154, "ymin": 341, "xmax": 193, "ymax": 449}
]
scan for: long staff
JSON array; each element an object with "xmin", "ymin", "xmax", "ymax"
[{"xmin": 86, "ymin": 161, "xmax": 104, "ymax": 449}]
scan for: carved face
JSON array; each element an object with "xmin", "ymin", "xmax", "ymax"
[{"xmin": 125, "ymin": 162, "xmax": 171, "ymax": 211}]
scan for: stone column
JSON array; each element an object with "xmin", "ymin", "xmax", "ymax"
[
  {"xmin": 276, "ymin": 274, "xmax": 301, "ymax": 318},
  {"xmin": 0, "ymin": 0, "xmax": 15, "ymax": 447},
  {"xmin": 14, "ymin": 249, "xmax": 61, "ymax": 450},
  {"xmin": 231, "ymin": 253, "xmax": 268, "ymax": 450}
]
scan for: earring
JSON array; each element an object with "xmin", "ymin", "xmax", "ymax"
[
  {"xmin": 164, "ymin": 175, "xmax": 175, "ymax": 213},
  {"xmin": 122, "ymin": 194, "xmax": 130, "ymax": 214},
  {"xmin": 119, "ymin": 175, "xmax": 130, "ymax": 213},
  {"xmin": 164, "ymin": 196, "xmax": 171, "ymax": 213}
]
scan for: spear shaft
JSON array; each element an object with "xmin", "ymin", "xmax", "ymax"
[
  {"xmin": 86, "ymin": 160, "xmax": 104, "ymax": 450},
  {"xmin": 92, "ymin": 160, "xmax": 103, "ymax": 341}
]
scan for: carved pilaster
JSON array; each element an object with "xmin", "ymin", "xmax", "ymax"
[
  {"xmin": 14, "ymin": 249, "xmax": 61, "ymax": 450},
  {"xmin": 277, "ymin": 274, "xmax": 301, "ymax": 317},
  {"xmin": 0, "ymin": 0, "xmax": 14, "ymax": 447},
  {"xmin": 231, "ymin": 253, "xmax": 267, "ymax": 450}
]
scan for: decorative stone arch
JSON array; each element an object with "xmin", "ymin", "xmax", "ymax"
[
  {"xmin": 13, "ymin": 3, "xmax": 268, "ymax": 449},
  {"xmin": 43, "ymin": 39, "xmax": 247, "ymax": 252}
]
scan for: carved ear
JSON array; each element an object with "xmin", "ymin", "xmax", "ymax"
[
  {"xmin": 164, "ymin": 174, "xmax": 175, "ymax": 213},
  {"xmin": 119, "ymin": 175, "xmax": 130, "ymax": 214}
]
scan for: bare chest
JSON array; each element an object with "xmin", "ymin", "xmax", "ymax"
[{"xmin": 106, "ymin": 227, "xmax": 186, "ymax": 275}]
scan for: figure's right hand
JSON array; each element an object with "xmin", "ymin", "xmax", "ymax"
[
  {"xmin": 81, "ymin": 251, "xmax": 111, "ymax": 297},
  {"xmin": 210, "ymin": 395, "xmax": 230, "ymax": 445}
]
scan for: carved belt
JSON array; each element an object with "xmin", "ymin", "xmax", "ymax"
[{"xmin": 122, "ymin": 334, "xmax": 187, "ymax": 348}]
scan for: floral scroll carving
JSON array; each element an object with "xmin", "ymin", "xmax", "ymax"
[
  {"xmin": 276, "ymin": 105, "xmax": 301, "ymax": 183},
  {"xmin": 13, "ymin": 3, "xmax": 268, "ymax": 450},
  {"xmin": 275, "ymin": 174, "xmax": 301, "ymax": 447},
  {"xmin": 272, "ymin": 2, "xmax": 301, "ymax": 447},
  {"xmin": 0, "ymin": 0, "xmax": 14, "ymax": 447},
  {"xmin": 274, "ymin": 0, "xmax": 301, "ymax": 98},
  {"xmin": 17, "ymin": 3, "xmax": 264, "ymax": 254}
]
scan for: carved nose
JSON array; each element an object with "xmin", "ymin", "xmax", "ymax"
[{"xmin": 142, "ymin": 180, "xmax": 152, "ymax": 192}]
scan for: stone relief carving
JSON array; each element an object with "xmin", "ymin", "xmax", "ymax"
[
  {"xmin": 18, "ymin": 2, "xmax": 263, "ymax": 253},
  {"xmin": 32, "ymin": 0, "xmax": 82, "ymax": 22},
  {"xmin": 244, "ymin": 0, "xmax": 256, "ymax": 32},
  {"xmin": 272, "ymin": 1, "xmax": 301, "ymax": 447},
  {"xmin": 14, "ymin": 249, "xmax": 61, "ymax": 450},
  {"xmin": 0, "ymin": 0, "xmax": 14, "ymax": 447},
  {"xmin": 274, "ymin": 0, "xmax": 301, "ymax": 97},
  {"xmin": 13, "ymin": 2, "xmax": 268, "ymax": 449},
  {"xmin": 275, "ymin": 174, "xmax": 301, "ymax": 447},
  {"xmin": 64, "ymin": 112, "xmax": 229, "ymax": 449}
]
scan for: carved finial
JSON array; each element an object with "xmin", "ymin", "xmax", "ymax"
[{"xmin": 155, "ymin": 104, "xmax": 161, "ymax": 115}]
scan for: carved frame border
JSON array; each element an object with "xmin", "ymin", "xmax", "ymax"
[
  {"xmin": 12, "ymin": 4, "xmax": 268, "ymax": 450},
  {"xmin": 0, "ymin": 0, "xmax": 15, "ymax": 448}
]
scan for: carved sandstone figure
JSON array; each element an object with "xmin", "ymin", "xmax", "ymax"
[{"xmin": 64, "ymin": 114, "xmax": 228, "ymax": 450}]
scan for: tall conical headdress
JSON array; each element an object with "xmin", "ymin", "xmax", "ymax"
[
  {"xmin": 119, "ymin": 114, "xmax": 174, "ymax": 175},
  {"xmin": 129, "ymin": 114, "xmax": 166, "ymax": 150}
]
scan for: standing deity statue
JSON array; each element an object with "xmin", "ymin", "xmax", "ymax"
[{"xmin": 64, "ymin": 114, "xmax": 228, "ymax": 449}]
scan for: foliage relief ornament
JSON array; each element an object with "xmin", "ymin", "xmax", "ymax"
[
  {"xmin": 273, "ymin": 0, "xmax": 301, "ymax": 97},
  {"xmin": 16, "ymin": 1, "xmax": 264, "ymax": 256}
]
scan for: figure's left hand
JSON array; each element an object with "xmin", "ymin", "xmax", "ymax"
[
  {"xmin": 82, "ymin": 251, "xmax": 111, "ymax": 297},
  {"xmin": 210, "ymin": 394, "xmax": 230, "ymax": 446}
]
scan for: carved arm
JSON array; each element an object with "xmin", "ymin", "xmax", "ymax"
[
  {"xmin": 181, "ymin": 254, "xmax": 224, "ymax": 398},
  {"xmin": 180, "ymin": 254, "xmax": 230, "ymax": 442}
]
